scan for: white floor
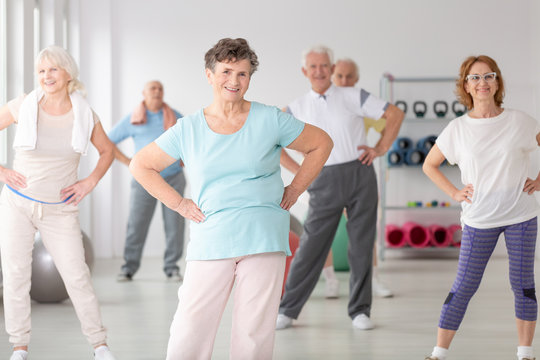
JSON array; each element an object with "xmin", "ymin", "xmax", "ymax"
[{"xmin": 0, "ymin": 254, "xmax": 533, "ymax": 359}]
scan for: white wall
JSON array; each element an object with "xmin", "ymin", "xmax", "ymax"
[{"xmin": 74, "ymin": 0, "xmax": 540, "ymax": 258}]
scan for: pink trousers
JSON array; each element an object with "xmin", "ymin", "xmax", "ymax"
[{"xmin": 166, "ymin": 252, "xmax": 286, "ymax": 360}]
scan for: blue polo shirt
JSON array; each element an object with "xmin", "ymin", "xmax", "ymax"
[{"xmin": 108, "ymin": 108, "xmax": 183, "ymax": 178}]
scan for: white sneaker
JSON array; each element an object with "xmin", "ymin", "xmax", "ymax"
[
  {"xmin": 325, "ymin": 278, "xmax": 340, "ymax": 298},
  {"xmin": 275, "ymin": 314, "xmax": 293, "ymax": 330},
  {"xmin": 352, "ymin": 313, "xmax": 374, "ymax": 330},
  {"xmin": 373, "ymin": 278, "xmax": 393, "ymax": 298},
  {"xmin": 94, "ymin": 345, "xmax": 116, "ymax": 360},
  {"xmin": 10, "ymin": 350, "xmax": 28, "ymax": 360}
]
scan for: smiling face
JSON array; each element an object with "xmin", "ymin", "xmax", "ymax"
[
  {"xmin": 464, "ymin": 61, "xmax": 499, "ymax": 105},
  {"xmin": 302, "ymin": 52, "xmax": 334, "ymax": 94},
  {"xmin": 206, "ymin": 59, "xmax": 251, "ymax": 103},
  {"xmin": 332, "ymin": 60, "xmax": 359, "ymax": 87},
  {"xmin": 37, "ymin": 58, "xmax": 71, "ymax": 96},
  {"xmin": 143, "ymin": 81, "xmax": 164, "ymax": 110}
]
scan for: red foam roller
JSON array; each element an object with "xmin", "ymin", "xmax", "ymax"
[
  {"xmin": 282, "ymin": 231, "xmax": 300, "ymax": 297},
  {"xmin": 448, "ymin": 224, "xmax": 462, "ymax": 247},
  {"xmin": 403, "ymin": 222, "xmax": 431, "ymax": 248},
  {"xmin": 385, "ymin": 224, "xmax": 406, "ymax": 248},
  {"xmin": 429, "ymin": 224, "xmax": 451, "ymax": 247}
]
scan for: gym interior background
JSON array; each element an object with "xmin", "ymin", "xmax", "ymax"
[{"xmin": 1, "ymin": 0, "xmax": 540, "ymax": 258}]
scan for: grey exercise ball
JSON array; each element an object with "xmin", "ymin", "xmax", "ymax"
[{"xmin": 30, "ymin": 231, "xmax": 94, "ymax": 303}]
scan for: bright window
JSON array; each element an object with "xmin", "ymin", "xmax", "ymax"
[{"xmin": 0, "ymin": 0, "xmax": 7, "ymax": 165}]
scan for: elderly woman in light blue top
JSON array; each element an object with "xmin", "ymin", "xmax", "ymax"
[{"xmin": 130, "ymin": 38, "xmax": 332, "ymax": 360}]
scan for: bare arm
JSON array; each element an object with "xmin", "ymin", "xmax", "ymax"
[
  {"xmin": 280, "ymin": 149, "xmax": 301, "ymax": 174},
  {"xmin": 279, "ymin": 106, "xmax": 303, "ymax": 175},
  {"xmin": 358, "ymin": 104, "xmax": 404, "ymax": 165},
  {"xmin": 60, "ymin": 122, "xmax": 114, "ymax": 205},
  {"xmin": 0, "ymin": 103, "xmax": 27, "ymax": 189},
  {"xmin": 523, "ymin": 131, "xmax": 540, "ymax": 194},
  {"xmin": 112, "ymin": 144, "xmax": 132, "ymax": 166},
  {"xmin": 422, "ymin": 144, "xmax": 472, "ymax": 203},
  {"xmin": 130, "ymin": 142, "xmax": 205, "ymax": 223},
  {"xmin": 0, "ymin": 103, "xmax": 16, "ymax": 131},
  {"xmin": 280, "ymin": 124, "xmax": 333, "ymax": 210}
]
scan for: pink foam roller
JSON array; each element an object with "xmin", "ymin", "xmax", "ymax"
[
  {"xmin": 385, "ymin": 224, "xmax": 406, "ymax": 248},
  {"xmin": 429, "ymin": 224, "xmax": 451, "ymax": 247},
  {"xmin": 403, "ymin": 222, "xmax": 431, "ymax": 248},
  {"xmin": 448, "ymin": 224, "xmax": 462, "ymax": 247}
]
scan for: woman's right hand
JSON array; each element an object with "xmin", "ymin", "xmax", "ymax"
[
  {"xmin": 453, "ymin": 184, "xmax": 473, "ymax": 204},
  {"xmin": 0, "ymin": 167, "xmax": 27, "ymax": 190},
  {"xmin": 175, "ymin": 198, "xmax": 206, "ymax": 223}
]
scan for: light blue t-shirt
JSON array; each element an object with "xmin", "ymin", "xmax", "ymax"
[
  {"xmin": 155, "ymin": 101, "xmax": 305, "ymax": 260},
  {"xmin": 108, "ymin": 108, "xmax": 183, "ymax": 178}
]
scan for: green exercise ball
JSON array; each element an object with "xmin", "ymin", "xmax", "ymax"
[{"xmin": 331, "ymin": 214, "xmax": 350, "ymax": 271}]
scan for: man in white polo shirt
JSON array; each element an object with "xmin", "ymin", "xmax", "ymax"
[{"xmin": 277, "ymin": 46, "xmax": 404, "ymax": 331}]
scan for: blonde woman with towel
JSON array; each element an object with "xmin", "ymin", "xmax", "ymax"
[{"xmin": 0, "ymin": 45, "xmax": 116, "ymax": 360}]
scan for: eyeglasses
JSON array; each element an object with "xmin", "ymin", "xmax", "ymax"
[{"xmin": 465, "ymin": 72, "xmax": 497, "ymax": 84}]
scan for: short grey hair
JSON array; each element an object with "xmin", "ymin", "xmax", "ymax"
[
  {"xmin": 335, "ymin": 58, "xmax": 360, "ymax": 78},
  {"xmin": 205, "ymin": 38, "xmax": 259, "ymax": 76},
  {"xmin": 302, "ymin": 45, "xmax": 334, "ymax": 68},
  {"xmin": 35, "ymin": 45, "xmax": 86, "ymax": 96}
]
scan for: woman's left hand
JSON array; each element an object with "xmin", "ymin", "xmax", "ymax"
[
  {"xmin": 523, "ymin": 177, "xmax": 540, "ymax": 195},
  {"xmin": 60, "ymin": 178, "xmax": 96, "ymax": 205},
  {"xmin": 280, "ymin": 184, "xmax": 302, "ymax": 211}
]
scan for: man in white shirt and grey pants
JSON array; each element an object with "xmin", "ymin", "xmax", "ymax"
[{"xmin": 277, "ymin": 45, "xmax": 404, "ymax": 330}]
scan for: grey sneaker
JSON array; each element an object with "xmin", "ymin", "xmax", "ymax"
[
  {"xmin": 116, "ymin": 272, "xmax": 132, "ymax": 282},
  {"xmin": 166, "ymin": 270, "xmax": 183, "ymax": 282}
]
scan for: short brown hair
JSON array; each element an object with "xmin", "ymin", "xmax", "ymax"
[
  {"xmin": 204, "ymin": 38, "xmax": 259, "ymax": 76},
  {"xmin": 455, "ymin": 55, "xmax": 505, "ymax": 110}
]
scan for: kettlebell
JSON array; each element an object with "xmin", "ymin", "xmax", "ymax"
[
  {"xmin": 413, "ymin": 101, "xmax": 427, "ymax": 118},
  {"xmin": 433, "ymin": 100, "xmax": 448, "ymax": 118},
  {"xmin": 395, "ymin": 100, "xmax": 407, "ymax": 115},
  {"xmin": 452, "ymin": 100, "xmax": 466, "ymax": 117}
]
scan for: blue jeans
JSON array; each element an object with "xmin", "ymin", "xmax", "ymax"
[{"xmin": 121, "ymin": 172, "xmax": 186, "ymax": 275}]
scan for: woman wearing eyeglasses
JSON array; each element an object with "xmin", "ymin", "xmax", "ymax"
[{"xmin": 422, "ymin": 55, "xmax": 540, "ymax": 360}]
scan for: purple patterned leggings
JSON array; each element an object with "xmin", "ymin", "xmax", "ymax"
[{"xmin": 439, "ymin": 217, "xmax": 537, "ymax": 330}]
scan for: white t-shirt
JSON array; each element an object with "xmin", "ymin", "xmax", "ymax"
[
  {"xmin": 287, "ymin": 84, "xmax": 388, "ymax": 166},
  {"xmin": 436, "ymin": 109, "xmax": 540, "ymax": 228}
]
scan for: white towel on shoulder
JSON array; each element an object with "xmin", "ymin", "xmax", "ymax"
[{"xmin": 13, "ymin": 88, "xmax": 95, "ymax": 155}]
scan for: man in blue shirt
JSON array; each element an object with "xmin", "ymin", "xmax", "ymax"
[{"xmin": 108, "ymin": 80, "xmax": 185, "ymax": 282}]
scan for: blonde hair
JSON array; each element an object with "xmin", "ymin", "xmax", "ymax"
[{"xmin": 35, "ymin": 45, "xmax": 86, "ymax": 96}]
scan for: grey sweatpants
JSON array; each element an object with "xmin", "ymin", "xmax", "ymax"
[
  {"xmin": 280, "ymin": 160, "xmax": 378, "ymax": 319},
  {"xmin": 121, "ymin": 171, "xmax": 186, "ymax": 275}
]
